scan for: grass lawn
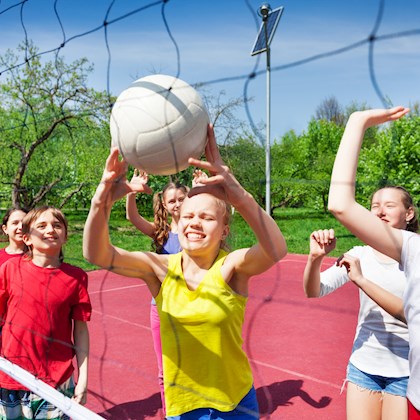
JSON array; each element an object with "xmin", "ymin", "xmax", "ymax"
[
  {"xmin": 1, "ymin": 207, "xmax": 363, "ymax": 272},
  {"xmin": 63, "ymin": 207, "xmax": 365, "ymax": 270}
]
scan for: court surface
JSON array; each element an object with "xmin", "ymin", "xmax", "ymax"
[{"xmin": 85, "ymin": 253, "xmax": 359, "ymax": 419}]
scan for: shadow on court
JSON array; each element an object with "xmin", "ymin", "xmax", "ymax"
[
  {"xmin": 98, "ymin": 392, "xmax": 163, "ymax": 420},
  {"xmin": 257, "ymin": 380, "xmax": 332, "ymax": 416},
  {"xmin": 86, "ymin": 255, "xmax": 358, "ymax": 419}
]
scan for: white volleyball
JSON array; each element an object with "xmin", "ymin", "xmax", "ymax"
[{"xmin": 110, "ymin": 74, "xmax": 209, "ymax": 175}]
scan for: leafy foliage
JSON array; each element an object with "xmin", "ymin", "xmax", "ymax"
[
  {"xmin": 358, "ymin": 115, "xmax": 420, "ymax": 207},
  {"xmin": 0, "ymin": 44, "xmax": 418, "ymax": 218},
  {"xmin": 0, "ymin": 41, "xmax": 110, "ymax": 209}
]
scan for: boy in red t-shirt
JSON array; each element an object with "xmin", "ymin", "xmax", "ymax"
[{"xmin": 0, "ymin": 206, "xmax": 91, "ymax": 419}]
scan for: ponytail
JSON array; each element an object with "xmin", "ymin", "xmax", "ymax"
[{"xmin": 152, "ymin": 191, "xmax": 170, "ymax": 253}]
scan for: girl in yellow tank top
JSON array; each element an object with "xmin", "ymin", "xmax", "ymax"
[{"xmin": 84, "ymin": 125, "xmax": 288, "ymax": 418}]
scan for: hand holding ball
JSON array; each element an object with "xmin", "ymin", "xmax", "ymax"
[{"xmin": 110, "ymin": 74, "xmax": 209, "ymax": 175}]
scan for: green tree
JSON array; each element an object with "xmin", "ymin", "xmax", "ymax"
[
  {"xmin": 270, "ymin": 130, "xmax": 308, "ymax": 210},
  {"xmin": 220, "ymin": 134, "xmax": 265, "ymax": 207},
  {"xmin": 0, "ymin": 41, "xmax": 110, "ymax": 209},
  {"xmin": 358, "ymin": 114, "xmax": 420, "ymax": 206},
  {"xmin": 273, "ymin": 120, "xmax": 344, "ymax": 212}
]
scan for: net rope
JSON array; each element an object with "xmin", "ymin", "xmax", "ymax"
[{"xmin": 0, "ymin": 0, "xmax": 418, "ymax": 418}]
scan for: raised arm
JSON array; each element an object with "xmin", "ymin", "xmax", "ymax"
[
  {"xmin": 126, "ymin": 169, "xmax": 155, "ymax": 238},
  {"xmin": 338, "ymin": 254, "xmax": 406, "ymax": 323},
  {"xmin": 189, "ymin": 125, "xmax": 287, "ymax": 276},
  {"xmin": 328, "ymin": 107, "xmax": 409, "ymax": 262},
  {"xmin": 83, "ymin": 149, "xmax": 161, "ymax": 283},
  {"xmin": 303, "ymin": 229, "xmax": 336, "ymax": 298}
]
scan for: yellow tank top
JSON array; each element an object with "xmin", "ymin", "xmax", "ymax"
[{"xmin": 155, "ymin": 250, "xmax": 254, "ymax": 417}]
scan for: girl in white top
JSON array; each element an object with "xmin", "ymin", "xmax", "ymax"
[
  {"xmin": 304, "ymin": 188, "xmax": 416, "ymax": 420},
  {"xmin": 328, "ymin": 106, "xmax": 420, "ymax": 418}
]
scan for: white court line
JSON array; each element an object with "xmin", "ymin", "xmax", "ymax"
[
  {"xmin": 250, "ymin": 359, "xmax": 342, "ymax": 390},
  {"xmin": 92, "ymin": 309, "xmax": 151, "ymax": 331},
  {"xmin": 89, "ymin": 284, "xmax": 146, "ymax": 295}
]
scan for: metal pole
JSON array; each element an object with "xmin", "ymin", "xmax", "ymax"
[{"xmin": 264, "ymin": 20, "xmax": 271, "ymax": 215}]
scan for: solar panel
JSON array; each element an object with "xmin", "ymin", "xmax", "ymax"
[{"xmin": 250, "ymin": 6, "xmax": 284, "ymax": 56}]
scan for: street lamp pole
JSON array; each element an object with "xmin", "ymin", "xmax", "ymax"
[
  {"xmin": 251, "ymin": 4, "xmax": 284, "ymax": 216},
  {"xmin": 262, "ymin": 9, "xmax": 272, "ymax": 215}
]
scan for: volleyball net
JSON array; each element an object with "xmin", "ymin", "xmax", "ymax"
[
  {"xmin": 0, "ymin": 357, "xmax": 104, "ymax": 420},
  {"xmin": 0, "ymin": 0, "xmax": 418, "ymax": 418}
]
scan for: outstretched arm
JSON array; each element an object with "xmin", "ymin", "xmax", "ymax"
[
  {"xmin": 126, "ymin": 169, "xmax": 155, "ymax": 238},
  {"xmin": 189, "ymin": 125, "xmax": 287, "ymax": 277},
  {"xmin": 328, "ymin": 107, "xmax": 409, "ymax": 262},
  {"xmin": 337, "ymin": 254, "xmax": 406, "ymax": 323},
  {"xmin": 83, "ymin": 148, "xmax": 160, "ymax": 282},
  {"xmin": 303, "ymin": 229, "xmax": 336, "ymax": 298}
]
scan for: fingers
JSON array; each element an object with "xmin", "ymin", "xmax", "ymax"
[
  {"xmin": 72, "ymin": 395, "xmax": 86, "ymax": 405},
  {"xmin": 336, "ymin": 253, "xmax": 359, "ymax": 272},
  {"xmin": 72, "ymin": 390, "xmax": 87, "ymax": 405},
  {"xmin": 102, "ymin": 148, "xmax": 128, "ymax": 183},
  {"xmin": 106, "ymin": 147, "xmax": 120, "ymax": 168},
  {"xmin": 310, "ymin": 229, "xmax": 335, "ymax": 245},
  {"xmin": 336, "ymin": 254, "xmax": 350, "ymax": 272},
  {"xmin": 205, "ymin": 124, "xmax": 223, "ymax": 165},
  {"xmin": 194, "ymin": 169, "xmax": 208, "ymax": 179},
  {"xmin": 388, "ymin": 106, "xmax": 410, "ymax": 120},
  {"xmin": 190, "ymin": 125, "xmax": 226, "ymax": 177},
  {"xmin": 190, "ymin": 169, "xmax": 225, "ymax": 186},
  {"xmin": 363, "ymin": 107, "xmax": 410, "ymax": 128},
  {"xmin": 188, "ymin": 157, "xmax": 216, "ymax": 173},
  {"xmin": 192, "ymin": 169, "xmax": 208, "ymax": 187}
]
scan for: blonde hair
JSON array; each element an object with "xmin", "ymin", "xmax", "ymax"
[
  {"xmin": 215, "ymin": 197, "xmax": 232, "ymax": 252},
  {"xmin": 152, "ymin": 182, "xmax": 189, "ymax": 253}
]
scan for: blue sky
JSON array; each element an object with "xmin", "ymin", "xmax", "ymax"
[{"xmin": 0, "ymin": 0, "xmax": 419, "ymax": 143}]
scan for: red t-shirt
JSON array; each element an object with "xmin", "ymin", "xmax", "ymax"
[
  {"xmin": 0, "ymin": 257, "xmax": 92, "ymax": 389},
  {"xmin": 0, "ymin": 248, "xmax": 23, "ymax": 267}
]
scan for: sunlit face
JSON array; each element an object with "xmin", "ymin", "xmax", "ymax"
[
  {"xmin": 371, "ymin": 188, "xmax": 413, "ymax": 230},
  {"xmin": 23, "ymin": 209, "xmax": 67, "ymax": 257},
  {"xmin": 2, "ymin": 210, "xmax": 26, "ymax": 245},
  {"xmin": 163, "ymin": 187, "xmax": 187, "ymax": 218},
  {"xmin": 178, "ymin": 194, "xmax": 229, "ymax": 255}
]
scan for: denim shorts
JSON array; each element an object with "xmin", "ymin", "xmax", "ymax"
[
  {"xmin": 166, "ymin": 386, "xmax": 259, "ymax": 420},
  {"xmin": 346, "ymin": 362, "xmax": 408, "ymax": 397}
]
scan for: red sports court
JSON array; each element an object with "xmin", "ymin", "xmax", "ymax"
[{"xmin": 86, "ymin": 253, "xmax": 358, "ymax": 419}]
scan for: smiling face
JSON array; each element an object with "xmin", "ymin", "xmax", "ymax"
[
  {"xmin": 163, "ymin": 187, "xmax": 187, "ymax": 219},
  {"xmin": 178, "ymin": 193, "xmax": 229, "ymax": 256},
  {"xmin": 370, "ymin": 187, "xmax": 414, "ymax": 230},
  {"xmin": 23, "ymin": 208, "xmax": 67, "ymax": 259},
  {"xmin": 2, "ymin": 209, "xmax": 26, "ymax": 246}
]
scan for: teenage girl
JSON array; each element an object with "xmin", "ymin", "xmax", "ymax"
[
  {"xmin": 328, "ymin": 106, "xmax": 420, "ymax": 418},
  {"xmin": 126, "ymin": 170, "xmax": 188, "ymax": 414},
  {"xmin": 84, "ymin": 125, "xmax": 287, "ymax": 419},
  {"xmin": 0, "ymin": 206, "xmax": 92, "ymax": 419},
  {"xmin": 0, "ymin": 207, "xmax": 27, "ymax": 266},
  {"xmin": 304, "ymin": 185, "xmax": 417, "ymax": 419}
]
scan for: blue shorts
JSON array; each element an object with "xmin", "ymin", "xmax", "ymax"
[
  {"xmin": 346, "ymin": 362, "xmax": 408, "ymax": 397},
  {"xmin": 166, "ymin": 386, "xmax": 259, "ymax": 420}
]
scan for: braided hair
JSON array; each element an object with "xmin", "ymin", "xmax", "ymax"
[{"xmin": 152, "ymin": 182, "xmax": 189, "ymax": 253}]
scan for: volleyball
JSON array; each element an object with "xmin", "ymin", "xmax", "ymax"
[{"xmin": 110, "ymin": 74, "xmax": 210, "ymax": 175}]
